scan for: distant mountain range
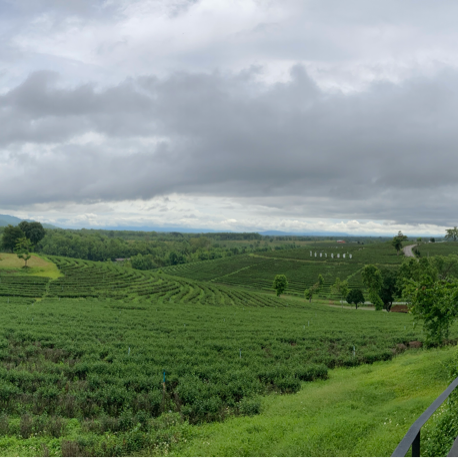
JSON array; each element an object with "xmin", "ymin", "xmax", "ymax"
[
  {"xmin": 0, "ymin": 214, "xmax": 444, "ymax": 237},
  {"xmin": 259, "ymin": 230, "xmax": 350, "ymax": 237},
  {"xmin": 0, "ymin": 214, "xmax": 56, "ymax": 229}
]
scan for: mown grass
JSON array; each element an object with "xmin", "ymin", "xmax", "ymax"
[
  {"xmin": 0, "ymin": 253, "xmax": 61, "ymax": 279},
  {"xmin": 174, "ymin": 346, "xmax": 455, "ymax": 457}
]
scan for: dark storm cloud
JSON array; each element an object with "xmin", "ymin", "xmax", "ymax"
[{"xmin": 2, "ymin": 66, "xmax": 458, "ymax": 225}]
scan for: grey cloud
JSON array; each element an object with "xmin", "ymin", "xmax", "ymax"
[{"xmin": 2, "ymin": 66, "xmax": 458, "ymax": 225}]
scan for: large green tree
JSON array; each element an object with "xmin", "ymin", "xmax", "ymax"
[
  {"xmin": 1, "ymin": 225, "xmax": 25, "ymax": 252},
  {"xmin": 362, "ymin": 264, "xmax": 383, "ymax": 310},
  {"xmin": 445, "ymin": 227, "xmax": 458, "ymax": 242},
  {"xmin": 405, "ymin": 275, "xmax": 458, "ymax": 346},
  {"xmin": 380, "ymin": 268, "xmax": 400, "ymax": 311},
  {"xmin": 392, "ymin": 231, "xmax": 408, "ymax": 255},
  {"xmin": 18, "ymin": 221, "xmax": 46, "ymax": 245}
]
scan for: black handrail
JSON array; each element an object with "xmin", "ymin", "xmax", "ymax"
[{"xmin": 392, "ymin": 375, "xmax": 458, "ymax": 457}]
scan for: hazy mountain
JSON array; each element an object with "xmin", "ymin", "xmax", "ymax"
[{"xmin": 0, "ymin": 214, "xmax": 56, "ymax": 229}]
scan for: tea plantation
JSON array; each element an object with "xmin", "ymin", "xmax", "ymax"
[
  {"xmin": 0, "ymin": 246, "xmax": 449, "ymax": 456},
  {"xmin": 160, "ymin": 240, "xmax": 405, "ymax": 297}
]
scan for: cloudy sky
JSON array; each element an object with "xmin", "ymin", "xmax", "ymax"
[{"xmin": 1, "ymin": 0, "xmax": 458, "ymax": 235}]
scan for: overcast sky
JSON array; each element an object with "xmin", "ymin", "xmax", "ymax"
[{"xmin": 1, "ymin": 0, "xmax": 458, "ymax": 235}]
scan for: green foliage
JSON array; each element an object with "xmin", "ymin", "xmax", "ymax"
[
  {"xmin": 304, "ymin": 274, "xmax": 325, "ymax": 302},
  {"xmin": 346, "ymin": 289, "xmax": 365, "ymax": 309},
  {"xmin": 177, "ymin": 348, "xmax": 453, "ymax": 457},
  {"xmin": 362, "ymin": 265, "xmax": 383, "ymax": 310},
  {"xmin": 18, "ymin": 221, "xmax": 46, "ymax": 246},
  {"xmin": 0, "ymin": 241, "xmax": 453, "ymax": 455},
  {"xmin": 392, "ymin": 231, "xmax": 408, "ymax": 255},
  {"xmin": 445, "ymin": 226, "xmax": 458, "ymax": 242},
  {"xmin": 404, "ymin": 275, "xmax": 458, "ymax": 346},
  {"xmin": 421, "ymin": 348, "xmax": 458, "ymax": 456},
  {"xmin": 380, "ymin": 268, "xmax": 400, "ymax": 311},
  {"xmin": 273, "ymin": 274, "xmax": 288, "ymax": 296},
  {"xmin": 362, "ymin": 265, "xmax": 382, "ymax": 291},
  {"xmin": 369, "ymin": 291, "xmax": 384, "ymax": 311},
  {"xmin": 15, "ymin": 237, "xmax": 33, "ymax": 268},
  {"xmin": 331, "ymin": 277, "xmax": 349, "ymax": 303},
  {"xmin": 1, "ymin": 225, "xmax": 25, "ymax": 252},
  {"xmin": 130, "ymin": 254, "xmax": 156, "ymax": 271},
  {"xmin": 318, "ymin": 274, "xmax": 324, "ymax": 288}
]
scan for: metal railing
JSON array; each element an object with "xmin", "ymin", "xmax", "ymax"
[{"xmin": 392, "ymin": 375, "xmax": 458, "ymax": 457}]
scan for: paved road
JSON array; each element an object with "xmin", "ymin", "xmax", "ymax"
[{"xmin": 403, "ymin": 244, "xmax": 417, "ymax": 257}]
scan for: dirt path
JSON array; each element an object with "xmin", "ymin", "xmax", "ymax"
[{"xmin": 403, "ymin": 244, "xmax": 417, "ymax": 258}]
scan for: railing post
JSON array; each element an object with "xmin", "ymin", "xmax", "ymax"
[{"xmin": 412, "ymin": 431, "xmax": 420, "ymax": 457}]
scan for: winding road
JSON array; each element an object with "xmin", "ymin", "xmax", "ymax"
[{"xmin": 403, "ymin": 244, "xmax": 417, "ymax": 258}]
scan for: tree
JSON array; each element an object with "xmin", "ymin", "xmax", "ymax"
[
  {"xmin": 362, "ymin": 264, "xmax": 383, "ymax": 310},
  {"xmin": 1, "ymin": 225, "xmax": 25, "ymax": 252},
  {"xmin": 380, "ymin": 268, "xmax": 400, "ymax": 311},
  {"xmin": 130, "ymin": 253, "xmax": 156, "ymax": 270},
  {"xmin": 273, "ymin": 274, "xmax": 288, "ymax": 297},
  {"xmin": 346, "ymin": 289, "xmax": 365, "ymax": 309},
  {"xmin": 304, "ymin": 274, "xmax": 325, "ymax": 303},
  {"xmin": 18, "ymin": 221, "xmax": 46, "ymax": 245},
  {"xmin": 445, "ymin": 227, "xmax": 458, "ymax": 242},
  {"xmin": 331, "ymin": 277, "xmax": 349, "ymax": 304},
  {"xmin": 392, "ymin": 231, "xmax": 407, "ymax": 255},
  {"xmin": 404, "ymin": 275, "xmax": 458, "ymax": 346},
  {"xmin": 15, "ymin": 237, "xmax": 32, "ymax": 267},
  {"xmin": 318, "ymin": 274, "xmax": 324, "ymax": 289}
]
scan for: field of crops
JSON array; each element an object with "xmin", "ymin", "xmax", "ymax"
[
  {"xmin": 0, "ymin": 275, "xmax": 424, "ymax": 455},
  {"xmin": 414, "ymin": 241, "xmax": 458, "ymax": 257},
  {"xmin": 0, "ymin": 245, "xmax": 444, "ymax": 455},
  {"xmin": 261, "ymin": 241, "xmax": 405, "ymax": 265},
  {"xmin": 157, "ymin": 240, "xmax": 413, "ymax": 299}
]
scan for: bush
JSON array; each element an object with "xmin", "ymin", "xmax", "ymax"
[
  {"xmin": 274, "ymin": 376, "xmax": 301, "ymax": 393},
  {"xmin": 20, "ymin": 413, "xmax": 33, "ymax": 439},
  {"xmin": 294, "ymin": 364, "xmax": 328, "ymax": 381},
  {"xmin": 238, "ymin": 396, "xmax": 261, "ymax": 416}
]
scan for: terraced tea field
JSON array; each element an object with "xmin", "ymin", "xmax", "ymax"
[
  {"xmin": 413, "ymin": 241, "xmax": 458, "ymax": 257},
  {"xmin": 0, "ymin": 245, "xmax": 448, "ymax": 456},
  {"xmin": 160, "ymin": 243, "xmax": 404, "ymax": 297}
]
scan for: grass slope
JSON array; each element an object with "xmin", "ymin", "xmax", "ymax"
[
  {"xmin": 0, "ymin": 253, "xmax": 61, "ymax": 279},
  {"xmin": 175, "ymin": 347, "xmax": 455, "ymax": 457}
]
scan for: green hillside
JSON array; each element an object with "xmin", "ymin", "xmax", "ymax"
[
  {"xmin": 160, "ymin": 241, "xmax": 406, "ymax": 298},
  {"xmin": 0, "ymin": 241, "xmax": 455, "ymax": 456}
]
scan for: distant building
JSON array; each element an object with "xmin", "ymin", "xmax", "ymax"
[{"xmin": 336, "ymin": 240, "xmax": 346, "ymax": 244}]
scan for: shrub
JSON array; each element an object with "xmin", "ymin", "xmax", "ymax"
[
  {"xmin": 238, "ymin": 396, "xmax": 261, "ymax": 416},
  {"xmin": 20, "ymin": 413, "xmax": 33, "ymax": 438}
]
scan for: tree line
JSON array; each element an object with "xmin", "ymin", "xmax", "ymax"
[{"xmin": 0, "ymin": 224, "xmax": 305, "ymax": 268}]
